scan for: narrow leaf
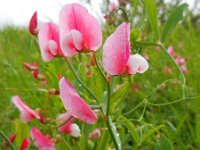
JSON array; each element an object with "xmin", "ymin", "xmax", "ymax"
[
  {"xmin": 156, "ymin": 136, "xmax": 174, "ymax": 150},
  {"xmin": 161, "ymin": 3, "xmax": 188, "ymax": 42},
  {"xmin": 144, "ymin": 0, "xmax": 159, "ymax": 40},
  {"xmin": 140, "ymin": 125, "xmax": 165, "ymax": 145},
  {"xmin": 121, "ymin": 116, "xmax": 139, "ymax": 143}
]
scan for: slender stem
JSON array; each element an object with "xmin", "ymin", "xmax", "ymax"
[
  {"xmin": 136, "ymin": 41, "xmax": 186, "ymax": 99},
  {"xmin": 92, "ymin": 52, "xmax": 119, "ymax": 149},
  {"xmin": 0, "ymin": 130, "xmax": 16, "ymax": 150},
  {"xmin": 159, "ymin": 45, "xmax": 186, "ymax": 99},
  {"xmin": 64, "ymin": 57, "xmax": 99, "ymax": 102}
]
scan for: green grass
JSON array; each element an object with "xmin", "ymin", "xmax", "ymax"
[{"xmin": 0, "ymin": 23, "xmax": 200, "ymax": 149}]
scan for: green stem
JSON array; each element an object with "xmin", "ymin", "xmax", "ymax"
[
  {"xmin": 92, "ymin": 52, "xmax": 119, "ymax": 149},
  {"xmin": 0, "ymin": 130, "xmax": 16, "ymax": 150},
  {"xmin": 64, "ymin": 57, "xmax": 99, "ymax": 102},
  {"xmin": 159, "ymin": 45, "xmax": 186, "ymax": 98}
]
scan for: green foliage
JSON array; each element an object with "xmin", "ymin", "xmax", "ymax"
[
  {"xmin": 144, "ymin": 0, "xmax": 159, "ymax": 41},
  {"xmin": 161, "ymin": 3, "xmax": 188, "ymax": 42}
]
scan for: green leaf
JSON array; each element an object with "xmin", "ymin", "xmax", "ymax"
[
  {"xmin": 121, "ymin": 116, "xmax": 139, "ymax": 144},
  {"xmin": 144, "ymin": 0, "xmax": 159, "ymax": 40},
  {"xmin": 96, "ymin": 130, "xmax": 109, "ymax": 150},
  {"xmin": 111, "ymin": 83, "xmax": 129, "ymax": 103},
  {"xmin": 161, "ymin": 3, "xmax": 188, "ymax": 42},
  {"xmin": 140, "ymin": 125, "xmax": 165, "ymax": 145},
  {"xmin": 109, "ymin": 118, "xmax": 122, "ymax": 150},
  {"xmin": 156, "ymin": 136, "xmax": 174, "ymax": 150},
  {"xmin": 14, "ymin": 120, "xmax": 30, "ymax": 148}
]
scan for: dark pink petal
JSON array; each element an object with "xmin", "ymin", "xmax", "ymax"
[
  {"xmin": 31, "ymin": 127, "xmax": 55, "ymax": 150},
  {"xmin": 38, "ymin": 22, "xmax": 62, "ymax": 61},
  {"xmin": 12, "ymin": 96, "xmax": 40, "ymax": 123},
  {"xmin": 58, "ymin": 118, "xmax": 80, "ymax": 137},
  {"xmin": 29, "ymin": 11, "xmax": 38, "ymax": 36},
  {"xmin": 20, "ymin": 138, "xmax": 30, "ymax": 150},
  {"xmin": 127, "ymin": 54, "xmax": 149, "ymax": 74},
  {"xmin": 59, "ymin": 77, "xmax": 97, "ymax": 124},
  {"xmin": 102, "ymin": 22, "xmax": 130, "ymax": 75},
  {"xmin": 59, "ymin": 3, "xmax": 102, "ymax": 55}
]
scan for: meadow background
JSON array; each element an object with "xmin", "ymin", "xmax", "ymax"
[{"xmin": 0, "ymin": 0, "xmax": 200, "ymax": 149}]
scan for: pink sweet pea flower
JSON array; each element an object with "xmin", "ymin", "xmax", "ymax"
[
  {"xmin": 175, "ymin": 56, "xmax": 185, "ymax": 65},
  {"xmin": 167, "ymin": 46, "xmax": 174, "ymax": 56},
  {"xmin": 31, "ymin": 127, "xmax": 55, "ymax": 150},
  {"xmin": 29, "ymin": 11, "xmax": 38, "ymax": 36},
  {"xmin": 102, "ymin": 22, "xmax": 149, "ymax": 75},
  {"xmin": 57, "ymin": 113, "xmax": 80, "ymax": 137},
  {"xmin": 59, "ymin": 77, "xmax": 97, "ymax": 124},
  {"xmin": 59, "ymin": 3, "xmax": 102, "ymax": 56},
  {"xmin": 12, "ymin": 96, "xmax": 41, "ymax": 123},
  {"xmin": 38, "ymin": 22, "xmax": 63, "ymax": 61},
  {"xmin": 20, "ymin": 138, "xmax": 30, "ymax": 150}
]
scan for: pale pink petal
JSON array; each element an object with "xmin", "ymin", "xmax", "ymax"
[
  {"xmin": 175, "ymin": 56, "xmax": 185, "ymax": 65},
  {"xmin": 59, "ymin": 77, "xmax": 97, "ymax": 124},
  {"xmin": 61, "ymin": 30, "xmax": 83, "ymax": 56},
  {"xmin": 20, "ymin": 138, "xmax": 30, "ymax": 150},
  {"xmin": 31, "ymin": 127, "xmax": 55, "ymax": 150},
  {"xmin": 102, "ymin": 22, "xmax": 130, "ymax": 75},
  {"xmin": 167, "ymin": 46, "xmax": 174, "ymax": 56},
  {"xmin": 57, "ymin": 112, "xmax": 72, "ymax": 123},
  {"xmin": 59, "ymin": 3, "xmax": 102, "ymax": 53},
  {"xmin": 109, "ymin": 2, "xmax": 117, "ymax": 11},
  {"xmin": 127, "ymin": 54, "xmax": 149, "ymax": 74},
  {"xmin": 12, "ymin": 96, "xmax": 40, "ymax": 123},
  {"xmin": 181, "ymin": 65, "xmax": 188, "ymax": 74},
  {"xmin": 38, "ymin": 22, "xmax": 62, "ymax": 61},
  {"xmin": 29, "ymin": 11, "xmax": 38, "ymax": 35}
]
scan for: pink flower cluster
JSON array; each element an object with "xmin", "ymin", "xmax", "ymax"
[{"xmin": 9, "ymin": 3, "xmax": 150, "ymax": 149}]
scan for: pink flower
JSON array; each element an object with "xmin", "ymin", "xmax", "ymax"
[
  {"xmin": 12, "ymin": 96, "xmax": 41, "ymax": 123},
  {"xmin": 29, "ymin": 11, "xmax": 38, "ymax": 36},
  {"xmin": 38, "ymin": 22, "xmax": 63, "ymax": 61},
  {"xmin": 59, "ymin": 3, "xmax": 102, "ymax": 56},
  {"xmin": 109, "ymin": 2, "xmax": 117, "ymax": 11},
  {"xmin": 31, "ymin": 127, "xmax": 55, "ymax": 150},
  {"xmin": 59, "ymin": 77, "xmax": 97, "ymax": 124},
  {"xmin": 88, "ymin": 128, "xmax": 101, "ymax": 140},
  {"xmin": 20, "ymin": 138, "xmax": 30, "ymax": 150},
  {"xmin": 58, "ymin": 114, "xmax": 80, "ymax": 137},
  {"xmin": 180, "ymin": 65, "xmax": 188, "ymax": 74},
  {"xmin": 175, "ymin": 56, "xmax": 185, "ymax": 65},
  {"xmin": 102, "ymin": 22, "xmax": 149, "ymax": 75},
  {"xmin": 167, "ymin": 46, "xmax": 174, "ymax": 56}
]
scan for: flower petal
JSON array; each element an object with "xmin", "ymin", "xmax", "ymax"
[
  {"xmin": 20, "ymin": 138, "xmax": 30, "ymax": 150},
  {"xmin": 127, "ymin": 54, "xmax": 149, "ymax": 74},
  {"xmin": 12, "ymin": 96, "xmax": 40, "ymax": 123},
  {"xmin": 38, "ymin": 22, "xmax": 61, "ymax": 61},
  {"xmin": 102, "ymin": 22, "xmax": 130, "ymax": 75},
  {"xmin": 28, "ymin": 11, "xmax": 37, "ymax": 35},
  {"xmin": 61, "ymin": 30, "xmax": 83, "ymax": 56},
  {"xmin": 59, "ymin": 77, "xmax": 97, "ymax": 124},
  {"xmin": 31, "ymin": 127, "xmax": 55, "ymax": 150},
  {"xmin": 59, "ymin": 3, "xmax": 102, "ymax": 52}
]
